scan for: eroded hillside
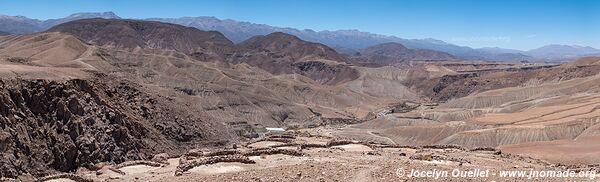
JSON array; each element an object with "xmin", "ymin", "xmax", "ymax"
[{"xmin": 0, "ymin": 75, "xmax": 238, "ymax": 177}]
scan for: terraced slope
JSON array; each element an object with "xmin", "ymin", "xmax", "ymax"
[
  {"xmin": 351, "ymin": 57, "xmax": 600, "ymax": 158},
  {"xmin": 408, "ymin": 59, "xmax": 600, "ymax": 102}
]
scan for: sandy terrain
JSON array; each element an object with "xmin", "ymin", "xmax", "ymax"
[{"xmin": 501, "ymin": 136, "xmax": 600, "ymax": 165}]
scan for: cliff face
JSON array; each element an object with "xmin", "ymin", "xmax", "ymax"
[{"xmin": 0, "ymin": 77, "xmax": 234, "ymax": 178}]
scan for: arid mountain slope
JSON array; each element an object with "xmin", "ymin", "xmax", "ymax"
[
  {"xmin": 0, "ymin": 32, "xmax": 91, "ymax": 68},
  {"xmin": 563, "ymin": 56, "xmax": 600, "ymax": 66},
  {"xmin": 47, "ymin": 18, "xmax": 233, "ymax": 58},
  {"xmin": 4, "ymin": 12, "xmax": 600, "ymax": 62},
  {"xmin": 0, "ymin": 15, "xmax": 42, "ymax": 34},
  {"xmin": 48, "ymin": 19, "xmax": 359, "ymax": 85},
  {"xmin": 0, "ymin": 12, "xmax": 120, "ymax": 34},
  {"xmin": 349, "ymin": 57, "xmax": 600, "ymax": 159},
  {"xmin": 352, "ymin": 42, "xmax": 456, "ymax": 66},
  {"xmin": 0, "ymin": 33, "xmax": 96, "ymax": 79},
  {"xmin": 231, "ymin": 32, "xmax": 359, "ymax": 84},
  {"xmin": 407, "ymin": 60, "xmax": 600, "ymax": 102},
  {"xmin": 237, "ymin": 32, "xmax": 347, "ymax": 62}
]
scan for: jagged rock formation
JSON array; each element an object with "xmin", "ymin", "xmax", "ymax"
[{"xmin": 0, "ymin": 76, "xmax": 234, "ymax": 178}]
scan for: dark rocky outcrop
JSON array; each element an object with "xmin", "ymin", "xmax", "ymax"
[{"xmin": 0, "ymin": 76, "xmax": 234, "ymax": 178}]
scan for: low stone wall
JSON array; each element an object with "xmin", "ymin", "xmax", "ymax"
[
  {"xmin": 175, "ymin": 155, "xmax": 255, "ymax": 176},
  {"xmin": 36, "ymin": 173, "xmax": 95, "ymax": 182},
  {"xmin": 243, "ymin": 148, "xmax": 304, "ymax": 157}
]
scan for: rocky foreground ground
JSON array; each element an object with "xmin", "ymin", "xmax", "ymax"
[{"xmin": 7, "ymin": 126, "xmax": 596, "ymax": 182}]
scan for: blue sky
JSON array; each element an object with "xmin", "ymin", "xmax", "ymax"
[{"xmin": 0, "ymin": 0, "xmax": 598, "ymax": 50}]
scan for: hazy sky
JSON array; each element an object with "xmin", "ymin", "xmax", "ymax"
[{"xmin": 1, "ymin": 0, "xmax": 598, "ymax": 50}]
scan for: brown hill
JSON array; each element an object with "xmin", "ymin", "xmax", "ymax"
[
  {"xmin": 0, "ymin": 32, "xmax": 91, "ymax": 68},
  {"xmin": 237, "ymin": 32, "xmax": 347, "ymax": 62},
  {"xmin": 231, "ymin": 32, "xmax": 359, "ymax": 84},
  {"xmin": 562, "ymin": 56, "xmax": 600, "ymax": 67},
  {"xmin": 46, "ymin": 18, "xmax": 233, "ymax": 59},
  {"xmin": 353, "ymin": 42, "xmax": 456, "ymax": 66}
]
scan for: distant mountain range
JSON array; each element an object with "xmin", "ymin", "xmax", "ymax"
[
  {"xmin": 1, "ymin": 12, "xmax": 599, "ymax": 62},
  {"xmin": 526, "ymin": 45, "xmax": 600, "ymax": 61},
  {"xmin": 148, "ymin": 16, "xmax": 503, "ymax": 60},
  {"xmin": 0, "ymin": 12, "xmax": 120, "ymax": 34},
  {"xmin": 476, "ymin": 45, "xmax": 600, "ymax": 62}
]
